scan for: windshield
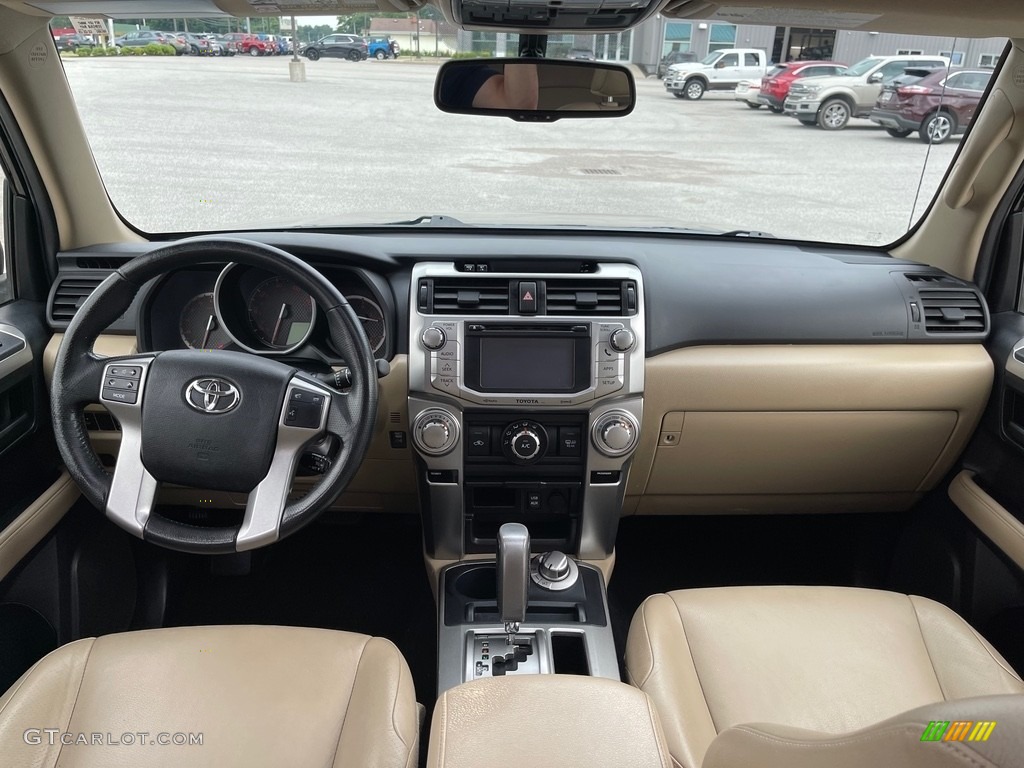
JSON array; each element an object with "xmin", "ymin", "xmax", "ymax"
[
  {"xmin": 59, "ymin": 19, "xmax": 1003, "ymax": 247},
  {"xmin": 844, "ymin": 57, "xmax": 883, "ymax": 76},
  {"xmin": 699, "ymin": 52, "xmax": 721, "ymax": 66}
]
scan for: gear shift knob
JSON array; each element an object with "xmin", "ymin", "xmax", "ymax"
[{"xmin": 496, "ymin": 522, "xmax": 530, "ymax": 644}]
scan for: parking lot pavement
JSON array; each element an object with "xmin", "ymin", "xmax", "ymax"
[{"xmin": 63, "ymin": 56, "xmax": 957, "ymax": 245}]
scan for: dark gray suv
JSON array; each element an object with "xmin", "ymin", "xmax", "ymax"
[{"xmin": 303, "ymin": 33, "xmax": 368, "ymax": 62}]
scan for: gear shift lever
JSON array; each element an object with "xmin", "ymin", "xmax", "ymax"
[{"xmin": 496, "ymin": 523, "xmax": 530, "ymax": 646}]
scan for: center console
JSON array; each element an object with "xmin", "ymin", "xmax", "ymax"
[
  {"xmin": 407, "ymin": 261, "xmax": 645, "ymax": 692},
  {"xmin": 408, "ymin": 261, "xmax": 645, "ymax": 563}
]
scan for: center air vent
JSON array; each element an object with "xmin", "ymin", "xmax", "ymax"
[
  {"xmin": 421, "ymin": 278, "xmax": 511, "ymax": 314},
  {"xmin": 919, "ymin": 289, "xmax": 987, "ymax": 334},
  {"xmin": 49, "ymin": 275, "xmax": 105, "ymax": 324},
  {"xmin": 546, "ymin": 279, "xmax": 633, "ymax": 315}
]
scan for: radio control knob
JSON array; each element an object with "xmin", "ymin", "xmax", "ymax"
[
  {"xmin": 593, "ymin": 411, "xmax": 640, "ymax": 457},
  {"xmin": 609, "ymin": 328, "xmax": 636, "ymax": 353},
  {"xmin": 421, "ymin": 326, "xmax": 447, "ymax": 350},
  {"xmin": 413, "ymin": 410, "xmax": 459, "ymax": 456}
]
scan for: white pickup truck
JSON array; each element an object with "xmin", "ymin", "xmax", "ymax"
[{"xmin": 664, "ymin": 49, "xmax": 768, "ymax": 100}]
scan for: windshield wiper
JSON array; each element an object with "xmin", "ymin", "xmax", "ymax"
[
  {"xmin": 719, "ymin": 229, "xmax": 777, "ymax": 238},
  {"xmin": 387, "ymin": 214, "xmax": 472, "ymax": 227}
]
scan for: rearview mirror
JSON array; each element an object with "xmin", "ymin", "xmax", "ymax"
[{"xmin": 434, "ymin": 58, "xmax": 635, "ymax": 121}]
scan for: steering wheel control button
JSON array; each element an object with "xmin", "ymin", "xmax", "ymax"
[
  {"xmin": 108, "ymin": 366, "xmax": 141, "ymax": 379},
  {"xmin": 413, "ymin": 410, "xmax": 460, "ymax": 456},
  {"xmin": 283, "ymin": 388, "xmax": 326, "ymax": 430},
  {"xmin": 518, "ymin": 281, "xmax": 538, "ymax": 314},
  {"xmin": 105, "ymin": 377, "xmax": 137, "ymax": 390},
  {"xmin": 531, "ymin": 550, "xmax": 580, "ymax": 591},
  {"xmin": 102, "ymin": 387, "xmax": 138, "ymax": 405},
  {"xmin": 421, "ymin": 326, "xmax": 447, "ymax": 350}
]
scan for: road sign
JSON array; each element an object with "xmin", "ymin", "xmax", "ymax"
[{"xmin": 70, "ymin": 17, "xmax": 109, "ymax": 36}]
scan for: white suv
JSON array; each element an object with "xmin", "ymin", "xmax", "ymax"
[{"xmin": 784, "ymin": 54, "xmax": 949, "ymax": 130}]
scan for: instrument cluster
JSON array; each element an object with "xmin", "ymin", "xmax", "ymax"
[{"xmin": 142, "ymin": 263, "xmax": 390, "ymax": 361}]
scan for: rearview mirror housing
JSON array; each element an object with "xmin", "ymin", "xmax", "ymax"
[{"xmin": 434, "ymin": 59, "xmax": 636, "ymax": 122}]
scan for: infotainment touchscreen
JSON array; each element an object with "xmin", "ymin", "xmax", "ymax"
[
  {"xmin": 464, "ymin": 324, "xmax": 591, "ymax": 394},
  {"xmin": 478, "ymin": 337, "xmax": 575, "ymax": 391}
]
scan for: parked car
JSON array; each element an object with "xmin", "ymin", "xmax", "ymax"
[
  {"xmin": 664, "ymin": 49, "xmax": 768, "ymax": 100},
  {"xmin": 116, "ymin": 31, "xmax": 185, "ymax": 54},
  {"xmin": 757, "ymin": 60, "xmax": 848, "ymax": 113},
  {"xmin": 869, "ymin": 67, "xmax": 993, "ymax": 143},
  {"xmin": 221, "ymin": 32, "xmax": 268, "ymax": 56},
  {"xmin": 734, "ymin": 80, "xmax": 762, "ymax": 108},
  {"xmin": 177, "ymin": 32, "xmax": 212, "ymax": 56},
  {"xmin": 204, "ymin": 34, "xmax": 235, "ymax": 56},
  {"xmin": 304, "ymin": 33, "xmax": 368, "ymax": 62},
  {"xmin": 566, "ymin": 48, "xmax": 597, "ymax": 61},
  {"xmin": 53, "ymin": 33, "xmax": 94, "ymax": 52},
  {"xmin": 162, "ymin": 32, "xmax": 190, "ymax": 56},
  {"xmin": 784, "ymin": 54, "xmax": 950, "ymax": 129},
  {"xmin": 656, "ymin": 50, "xmax": 698, "ymax": 78},
  {"xmin": 368, "ymin": 37, "xmax": 395, "ymax": 60}
]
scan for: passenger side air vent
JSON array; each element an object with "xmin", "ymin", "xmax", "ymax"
[
  {"xmin": 420, "ymin": 278, "xmax": 511, "ymax": 314},
  {"xmin": 920, "ymin": 289, "xmax": 987, "ymax": 334},
  {"xmin": 49, "ymin": 275, "xmax": 106, "ymax": 324},
  {"xmin": 546, "ymin": 279, "xmax": 635, "ymax": 316}
]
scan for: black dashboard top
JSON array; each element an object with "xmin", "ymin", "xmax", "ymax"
[{"xmin": 47, "ymin": 230, "xmax": 989, "ymax": 355}]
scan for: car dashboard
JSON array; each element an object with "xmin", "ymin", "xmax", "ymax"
[{"xmin": 42, "ymin": 229, "xmax": 995, "ymax": 572}]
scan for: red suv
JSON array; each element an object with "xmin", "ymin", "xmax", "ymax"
[
  {"xmin": 221, "ymin": 33, "xmax": 268, "ymax": 56},
  {"xmin": 758, "ymin": 60, "xmax": 847, "ymax": 112},
  {"xmin": 869, "ymin": 67, "xmax": 992, "ymax": 144}
]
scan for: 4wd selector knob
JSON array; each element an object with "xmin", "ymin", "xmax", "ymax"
[
  {"xmin": 501, "ymin": 420, "xmax": 548, "ymax": 465},
  {"xmin": 420, "ymin": 326, "xmax": 447, "ymax": 350},
  {"xmin": 592, "ymin": 411, "xmax": 640, "ymax": 457},
  {"xmin": 413, "ymin": 410, "xmax": 459, "ymax": 456}
]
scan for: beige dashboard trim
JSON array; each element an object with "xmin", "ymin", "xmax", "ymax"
[
  {"xmin": 0, "ymin": 471, "xmax": 80, "ymax": 582},
  {"xmin": 949, "ymin": 470, "xmax": 1024, "ymax": 570},
  {"xmin": 627, "ymin": 345, "xmax": 992, "ymax": 515}
]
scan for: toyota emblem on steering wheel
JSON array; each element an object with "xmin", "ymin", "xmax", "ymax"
[{"xmin": 185, "ymin": 378, "xmax": 241, "ymax": 414}]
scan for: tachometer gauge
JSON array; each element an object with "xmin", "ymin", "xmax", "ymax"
[
  {"xmin": 179, "ymin": 292, "xmax": 232, "ymax": 350},
  {"xmin": 347, "ymin": 295, "xmax": 386, "ymax": 355},
  {"xmin": 245, "ymin": 276, "xmax": 316, "ymax": 351}
]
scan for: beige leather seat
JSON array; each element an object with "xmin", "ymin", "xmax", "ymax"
[
  {"xmin": 626, "ymin": 586, "xmax": 1024, "ymax": 768},
  {"xmin": 0, "ymin": 625, "xmax": 419, "ymax": 768}
]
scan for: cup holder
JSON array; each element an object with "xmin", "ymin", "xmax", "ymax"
[{"xmin": 452, "ymin": 565, "xmax": 497, "ymax": 600}]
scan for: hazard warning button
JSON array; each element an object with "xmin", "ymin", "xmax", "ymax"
[{"xmin": 518, "ymin": 281, "xmax": 538, "ymax": 314}]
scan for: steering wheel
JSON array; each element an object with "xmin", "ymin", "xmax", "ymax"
[{"xmin": 50, "ymin": 238, "xmax": 378, "ymax": 554}]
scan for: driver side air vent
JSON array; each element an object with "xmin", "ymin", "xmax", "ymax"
[
  {"xmin": 420, "ymin": 278, "xmax": 511, "ymax": 314},
  {"xmin": 48, "ymin": 275, "xmax": 106, "ymax": 324},
  {"xmin": 919, "ymin": 289, "xmax": 987, "ymax": 334}
]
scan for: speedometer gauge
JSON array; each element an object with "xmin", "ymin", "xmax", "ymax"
[
  {"xmin": 179, "ymin": 292, "xmax": 232, "ymax": 350},
  {"xmin": 347, "ymin": 295, "xmax": 386, "ymax": 355},
  {"xmin": 245, "ymin": 276, "xmax": 316, "ymax": 351}
]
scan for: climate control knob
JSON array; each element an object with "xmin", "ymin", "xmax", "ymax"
[
  {"xmin": 609, "ymin": 328, "xmax": 636, "ymax": 353},
  {"xmin": 592, "ymin": 411, "xmax": 640, "ymax": 457},
  {"xmin": 501, "ymin": 421, "xmax": 549, "ymax": 465},
  {"xmin": 420, "ymin": 326, "xmax": 447, "ymax": 351},
  {"xmin": 413, "ymin": 410, "xmax": 459, "ymax": 456}
]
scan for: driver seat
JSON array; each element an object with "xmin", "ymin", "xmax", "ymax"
[{"xmin": 0, "ymin": 625, "xmax": 419, "ymax": 767}]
